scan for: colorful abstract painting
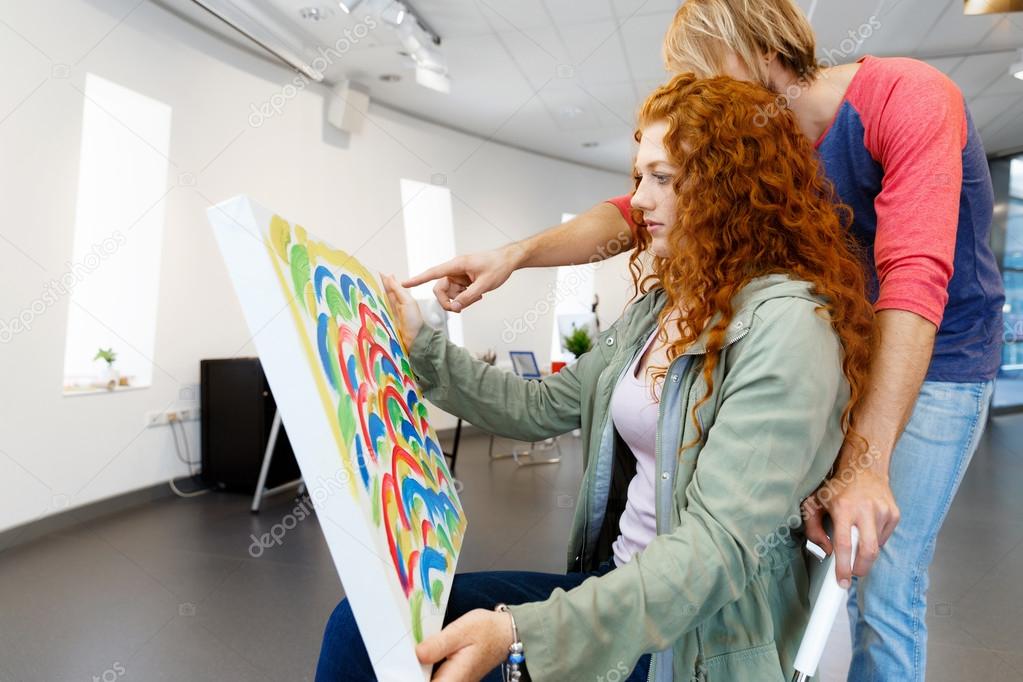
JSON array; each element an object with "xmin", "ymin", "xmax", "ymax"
[{"xmin": 208, "ymin": 196, "xmax": 466, "ymax": 682}]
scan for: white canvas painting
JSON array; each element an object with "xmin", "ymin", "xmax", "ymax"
[{"xmin": 207, "ymin": 196, "xmax": 467, "ymax": 682}]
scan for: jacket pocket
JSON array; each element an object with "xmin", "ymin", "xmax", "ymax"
[{"xmin": 701, "ymin": 642, "xmax": 785, "ymax": 682}]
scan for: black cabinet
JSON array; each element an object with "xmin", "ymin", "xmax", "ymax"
[{"xmin": 200, "ymin": 358, "xmax": 300, "ymax": 493}]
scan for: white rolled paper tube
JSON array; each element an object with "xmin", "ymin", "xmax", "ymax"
[{"xmin": 793, "ymin": 526, "xmax": 860, "ymax": 677}]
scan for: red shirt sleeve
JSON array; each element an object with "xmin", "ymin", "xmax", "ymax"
[
  {"xmin": 856, "ymin": 59, "xmax": 965, "ymax": 327},
  {"xmin": 606, "ymin": 195, "xmax": 638, "ymax": 232}
]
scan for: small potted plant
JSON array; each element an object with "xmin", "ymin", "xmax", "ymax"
[
  {"xmin": 563, "ymin": 327, "xmax": 593, "ymax": 359},
  {"xmin": 94, "ymin": 348, "xmax": 118, "ymax": 389}
]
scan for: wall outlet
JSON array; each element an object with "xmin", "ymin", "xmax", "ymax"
[{"xmin": 145, "ymin": 407, "xmax": 201, "ymax": 429}]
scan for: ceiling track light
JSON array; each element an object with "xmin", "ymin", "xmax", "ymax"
[
  {"xmin": 191, "ymin": 0, "xmax": 325, "ymax": 81},
  {"xmin": 380, "ymin": 1, "xmax": 407, "ymax": 26},
  {"xmin": 1011, "ymin": 48, "xmax": 1023, "ymax": 80},
  {"xmin": 342, "ymin": 0, "xmax": 448, "ymax": 92},
  {"xmin": 337, "ymin": 0, "xmax": 364, "ymax": 13},
  {"xmin": 359, "ymin": 0, "xmax": 441, "ymax": 45}
]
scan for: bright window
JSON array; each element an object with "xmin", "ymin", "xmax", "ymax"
[
  {"xmin": 62, "ymin": 74, "xmax": 172, "ymax": 393},
  {"xmin": 399, "ymin": 179, "xmax": 463, "ymax": 346},
  {"xmin": 550, "ymin": 213, "xmax": 597, "ymax": 363}
]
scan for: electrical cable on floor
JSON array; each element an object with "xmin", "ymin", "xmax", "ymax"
[{"xmin": 168, "ymin": 414, "xmax": 212, "ymax": 498}]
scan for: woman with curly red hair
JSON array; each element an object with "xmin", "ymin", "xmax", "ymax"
[{"xmin": 316, "ymin": 74, "xmax": 875, "ymax": 682}]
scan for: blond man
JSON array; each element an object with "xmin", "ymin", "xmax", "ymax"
[{"xmin": 408, "ymin": 2, "xmax": 1004, "ymax": 680}]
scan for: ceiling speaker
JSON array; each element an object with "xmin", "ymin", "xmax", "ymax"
[{"xmin": 326, "ymin": 80, "xmax": 370, "ymax": 135}]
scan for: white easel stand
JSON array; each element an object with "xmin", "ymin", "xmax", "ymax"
[
  {"xmin": 487, "ymin": 433, "xmax": 563, "ymax": 467},
  {"xmin": 251, "ymin": 410, "xmax": 304, "ymax": 513}
]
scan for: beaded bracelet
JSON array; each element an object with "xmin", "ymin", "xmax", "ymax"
[{"xmin": 494, "ymin": 603, "xmax": 525, "ymax": 682}]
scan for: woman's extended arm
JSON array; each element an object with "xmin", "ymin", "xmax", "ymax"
[
  {"xmin": 383, "ymin": 273, "xmax": 612, "ymax": 442},
  {"xmin": 408, "ymin": 324, "xmax": 594, "ymax": 443},
  {"xmin": 403, "ymin": 201, "xmax": 634, "ymax": 312},
  {"xmin": 506, "ymin": 298, "xmax": 848, "ymax": 680}
]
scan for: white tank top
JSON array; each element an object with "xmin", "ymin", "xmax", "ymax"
[{"xmin": 610, "ymin": 329, "xmax": 662, "ymax": 566}]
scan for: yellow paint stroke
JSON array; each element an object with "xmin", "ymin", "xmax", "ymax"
[{"xmin": 264, "ymin": 221, "xmax": 359, "ymax": 499}]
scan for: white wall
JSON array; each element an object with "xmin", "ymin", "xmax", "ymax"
[{"xmin": 0, "ymin": 0, "xmax": 633, "ymax": 534}]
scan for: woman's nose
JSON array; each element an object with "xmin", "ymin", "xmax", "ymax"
[{"xmin": 631, "ymin": 179, "xmax": 653, "ymax": 212}]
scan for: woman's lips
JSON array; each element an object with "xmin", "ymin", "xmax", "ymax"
[{"xmin": 646, "ymin": 221, "xmax": 664, "ymax": 233}]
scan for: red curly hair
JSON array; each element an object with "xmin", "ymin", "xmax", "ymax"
[{"xmin": 628, "ymin": 74, "xmax": 876, "ymax": 451}]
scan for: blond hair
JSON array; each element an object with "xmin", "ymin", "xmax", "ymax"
[{"xmin": 663, "ymin": 0, "xmax": 818, "ymax": 87}]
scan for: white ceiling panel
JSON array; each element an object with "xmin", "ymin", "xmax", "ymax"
[
  {"xmin": 811, "ymin": 3, "xmax": 889, "ymax": 59},
  {"xmin": 980, "ymin": 68, "xmax": 1023, "ymax": 97},
  {"xmin": 968, "ymin": 94, "xmax": 1023, "ymax": 131},
  {"xmin": 541, "ymin": 0, "xmax": 615, "ymax": 26},
  {"xmin": 850, "ymin": 0, "xmax": 948, "ymax": 57},
  {"xmin": 915, "ymin": 0, "xmax": 1003, "ymax": 54},
  {"xmin": 973, "ymin": 14, "xmax": 1023, "ymax": 52},
  {"xmin": 185, "ymin": 0, "xmax": 1023, "ymax": 168},
  {"xmin": 494, "ymin": 26, "xmax": 569, "ymax": 89},
  {"xmin": 473, "ymin": 0, "xmax": 550, "ymax": 32},
  {"xmin": 610, "ymin": 0, "xmax": 683, "ymax": 19},
  {"xmin": 923, "ymin": 56, "xmax": 967, "ymax": 74},
  {"xmin": 981, "ymin": 99, "xmax": 1023, "ymax": 138},
  {"xmin": 984, "ymin": 116, "xmax": 1023, "ymax": 152},
  {"xmin": 563, "ymin": 20, "xmax": 634, "ymax": 85},
  {"xmin": 556, "ymin": 19, "xmax": 617, "ymax": 75},
  {"xmin": 617, "ymin": 11, "xmax": 675, "ymax": 80},
  {"xmin": 576, "ymin": 80, "xmax": 646, "ymax": 129},
  {"xmin": 537, "ymin": 84, "xmax": 605, "ymax": 132},
  {"xmin": 950, "ymin": 52, "xmax": 1016, "ymax": 97}
]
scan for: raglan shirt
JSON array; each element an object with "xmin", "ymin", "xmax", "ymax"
[{"xmin": 608, "ymin": 56, "xmax": 1005, "ymax": 382}]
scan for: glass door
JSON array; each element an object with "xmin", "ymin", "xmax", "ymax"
[{"xmin": 991, "ymin": 157, "xmax": 1023, "ymax": 412}]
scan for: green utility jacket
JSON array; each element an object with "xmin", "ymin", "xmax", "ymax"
[{"xmin": 409, "ymin": 274, "xmax": 849, "ymax": 682}]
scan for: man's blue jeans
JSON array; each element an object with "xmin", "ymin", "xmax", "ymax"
[
  {"xmin": 316, "ymin": 560, "xmax": 652, "ymax": 681},
  {"xmin": 846, "ymin": 380, "xmax": 993, "ymax": 681}
]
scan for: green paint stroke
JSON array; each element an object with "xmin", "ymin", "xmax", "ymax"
[
  {"xmin": 289, "ymin": 244, "xmax": 311, "ymax": 310},
  {"xmin": 338, "ymin": 401, "xmax": 356, "ymax": 445},
  {"xmin": 387, "ymin": 398, "xmax": 404, "ymax": 430},
  {"xmin": 325, "ymin": 284, "xmax": 353, "ymax": 322},
  {"xmin": 437, "ymin": 524, "xmax": 454, "ymax": 557},
  {"xmin": 431, "ymin": 579, "xmax": 443, "ymax": 608},
  {"xmin": 411, "ymin": 590, "xmax": 424, "ymax": 643},
  {"xmin": 371, "ymin": 475, "xmax": 381, "ymax": 526}
]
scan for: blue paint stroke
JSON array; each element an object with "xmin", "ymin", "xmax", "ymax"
[
  {"xmin": 314, "ymin": 266, "xmax": 336, "ymax": 303},
  {"xmin": 419, "ymin": 547, "xmax": 448, "ymax": 601},
  {"xmin": 317, "ymin": 314, "xmax": 338, "ymax": 390}
]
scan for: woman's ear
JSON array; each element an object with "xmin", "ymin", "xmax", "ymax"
[{"xmin": 761, "ymin": 51, "xmax": 788, "ymax": 92}]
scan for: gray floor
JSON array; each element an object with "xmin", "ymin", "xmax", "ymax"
[{"xmin": 1, "ymin": 416, "xmax": 1022, "ymax": 681}]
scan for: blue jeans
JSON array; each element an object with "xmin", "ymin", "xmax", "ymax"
[
  {"xmin": 316, "ymin": 560, "xmax": 652, "ymax": 681},
  {"xmin": 846, "ymin": 380, "xmax": 993, "ymax": 682}
]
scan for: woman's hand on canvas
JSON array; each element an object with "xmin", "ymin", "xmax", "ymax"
[
  {"xmin": 416, "ymin": 608, "xmax": 514, "ymax": 682},
  {"xmin": 382, "ymin": 273, "xmax": 425, "ymax": 348}
]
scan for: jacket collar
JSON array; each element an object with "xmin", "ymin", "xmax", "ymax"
[{"xmin": 630, "ymin": 274, "xmax": 826, "ymax": 356}]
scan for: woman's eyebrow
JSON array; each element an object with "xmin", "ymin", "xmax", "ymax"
[{"xmin": 635, "ymin": 160, "xmax": 676, "ymax": 173}]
